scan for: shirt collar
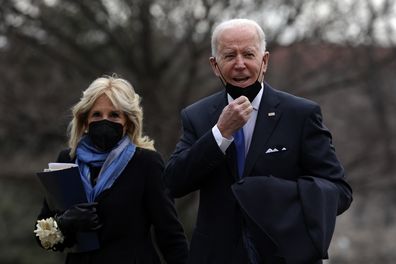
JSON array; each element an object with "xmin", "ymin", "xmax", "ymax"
[{"xmin": 227, "ymin": 83, "xmax": 264, "ymax": 111}]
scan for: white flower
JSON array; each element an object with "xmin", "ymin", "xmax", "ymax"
[{"xmin": 34, "ymin": 217, "xmax": 64, "ymax": 250}]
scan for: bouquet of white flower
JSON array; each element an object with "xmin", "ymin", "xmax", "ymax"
[{"xmin": 34, "ymin": 217, "xmax": 64, "ymax": 250}]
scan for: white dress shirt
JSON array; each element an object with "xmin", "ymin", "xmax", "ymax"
[{"xmin": 212, "ymin": 85, "xmax": 264, "ymax": 155}]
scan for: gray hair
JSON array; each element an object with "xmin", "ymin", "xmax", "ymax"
[{"xmin": 211, "ymin": 18, "xmax": 267, "ymax": 57}]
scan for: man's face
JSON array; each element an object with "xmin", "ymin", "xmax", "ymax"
[{"xmin": 210, "ymin": 26, "xmax": 269, "ymax": 88}]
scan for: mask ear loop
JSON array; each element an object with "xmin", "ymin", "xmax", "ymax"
[
  {"xmin": 124, "ymin": 119, "xmax": 131, "ymax": 137},
  {"xmin": 213, "ymin": 58, "xmax": 228, "ymax": 87}
]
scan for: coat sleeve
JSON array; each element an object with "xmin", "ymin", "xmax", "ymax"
[
  {"xmin": 299, "ymin": 104, "xmax": 353, "ymax": 215},
  {"xmin": 143, "ymin": 150, "xmax": 189, "ymax": 264},
  {"xmin": 164, "ymin": 109, "xmax": 225, "ymax": 198}
]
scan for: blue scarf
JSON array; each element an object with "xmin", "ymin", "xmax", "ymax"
[{"xmin": 75, "ymin": 135, "xmax": 136, "ymax": 202}]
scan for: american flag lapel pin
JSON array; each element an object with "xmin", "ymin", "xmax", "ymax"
[{"xmin": 268, "ymin": 112, "xmax": 275, "ymax": 117}]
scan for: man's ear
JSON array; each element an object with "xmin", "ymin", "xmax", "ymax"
[
  {"xmin": 261, "ymin": 51, "xmax": 270, "ymax": 74},
  {"xmin": 209, "ymin": 57, "xmax": 220, "ymax": 77}
]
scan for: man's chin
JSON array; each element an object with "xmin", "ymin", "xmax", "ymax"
[{"xmin": 231, "ymin": 81, "xmax": 253, "ymax": 88}]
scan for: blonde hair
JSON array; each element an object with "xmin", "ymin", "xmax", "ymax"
[{"xmin": 68, "ymin": 75, "xmax": 154, "ymax": 157}]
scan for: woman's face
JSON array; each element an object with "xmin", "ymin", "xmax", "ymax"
[{"xmin": 86, "ymin": 94, "xmax": 127, "ymax": 130}]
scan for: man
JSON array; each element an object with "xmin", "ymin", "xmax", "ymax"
[{"xmin": 164, "ymin": 19, "xmax": 352, "ymax": 264}]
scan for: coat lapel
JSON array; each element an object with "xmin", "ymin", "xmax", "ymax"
[
  {"xmin": 209, "ymin": 91, "xmax": 227, "ymax": 126},
  {"xmin": 244, "ymin": 84, "xmax": 282, "ymax": 177}
]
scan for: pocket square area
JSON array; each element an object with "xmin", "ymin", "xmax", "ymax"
[{"xmin": 265, "ymin": 146, "xmax": 287, "ymax": 154}]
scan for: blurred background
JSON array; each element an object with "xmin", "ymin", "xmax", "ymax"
[{"xmin": 0, "ymin": 0, "xmax": 395, "ymax": 263}]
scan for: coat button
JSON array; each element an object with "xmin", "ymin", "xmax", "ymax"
[{"xmin": 237, "ymin": 179, "xmax": 245, "ymax": 184}]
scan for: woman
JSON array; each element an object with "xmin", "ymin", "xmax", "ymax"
[{"xmin": 34, "ymin": 75, "xmax": 188, "ymax": 263}]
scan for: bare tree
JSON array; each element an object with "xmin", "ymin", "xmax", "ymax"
[{"xmin": 0, "ymin": 1, "xmax": 249, "ymax": 155}]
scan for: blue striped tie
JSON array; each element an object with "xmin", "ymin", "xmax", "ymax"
[
  {"xmin": 234, "ymin": 128, "xmax": 260, "ymax": 264},
  {"xmin": 234, "ymin": 128, "xmax": 245, "ymax": 178}
]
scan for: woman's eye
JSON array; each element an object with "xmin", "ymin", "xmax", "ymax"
[
  {"xmin": 92, "ymin": 112, "xmax": 101, "ymax": 117},
  {"xmin": 110, "ymin": 112, "xmax": 120, "ymax": 118}
]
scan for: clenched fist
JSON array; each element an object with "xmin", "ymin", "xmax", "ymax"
[{"xmin": 217, "ymin": 96, "xmax": 253, "ymax": 139}]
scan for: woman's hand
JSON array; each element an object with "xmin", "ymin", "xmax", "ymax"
[{"xmin": 55, "ymin": 202, "xmax": 102, "ymax": 234}]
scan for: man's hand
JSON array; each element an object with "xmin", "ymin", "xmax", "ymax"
[{"xmin": 217, "ymin": 96, "xmax": 253, "ymax": 139}]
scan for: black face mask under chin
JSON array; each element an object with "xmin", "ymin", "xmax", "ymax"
[
  {"xmin": 225, "ymin": 81, "xmax": 262, "ymax": 102},
  {"xmin": 88, "ymin": 119, "xmax": 124, "ymax": 152}
]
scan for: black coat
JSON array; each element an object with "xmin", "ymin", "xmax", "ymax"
[
  {"xmin": 37, "ymin": 147, "xmax": 188, "ymax": 264},
  {"xmin": 164, "ymin": 83, "xmax": 353, "ymax": 264}
]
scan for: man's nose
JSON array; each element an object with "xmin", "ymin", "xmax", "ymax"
[{"xmin": 234, "ymin": 55, "xmax": 246, "ymax": 69}]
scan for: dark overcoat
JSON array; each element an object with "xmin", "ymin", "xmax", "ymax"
[
  {"xmin": 37, "ymin": 147, "xmax": 188, "ymax": 264},
  {"xmin": 164, "ymin": 83, "xmax": 353, "ymax": 264}
]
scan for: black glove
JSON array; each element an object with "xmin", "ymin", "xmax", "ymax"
[{"xmin": 55, "ymin": 202, "xmax": 102, "ymax": 235}]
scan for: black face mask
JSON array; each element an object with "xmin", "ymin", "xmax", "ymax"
[
  {"xmin": 225, "ymin": 81, "xmax": 262, "ymax": 102},
  {"xmin": 88, "ymin": 119, "xmax": 124, "ymax": 152}
]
